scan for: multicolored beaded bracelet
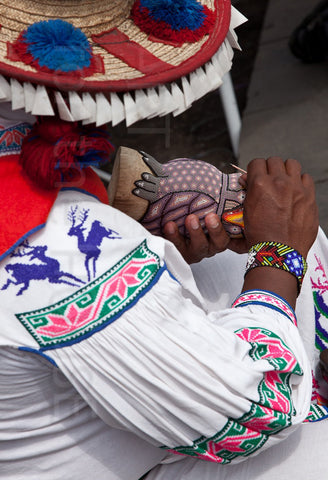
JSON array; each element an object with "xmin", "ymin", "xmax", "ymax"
[{"xmin": 245, "ymin": 241, "xmax": 308, "ymax": 293}]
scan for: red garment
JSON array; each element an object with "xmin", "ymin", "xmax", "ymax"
[{"xmin": 0, "ymin": 154, "xmax": 109, "ymax": 261}]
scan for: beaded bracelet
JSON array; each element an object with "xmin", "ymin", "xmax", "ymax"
[{"xmin": 245, "ymin": 241, "xmax": 308, "ymax": 293}]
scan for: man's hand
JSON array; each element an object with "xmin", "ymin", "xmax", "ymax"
[
  {"xmin": 242, "ymin": 157, "xmax": 318, "ymax": 257},
  {"xmin": 163, "ymin": 157, "xmax": 318, "ymax": 268},
  {"xmin": 163, "ymin": 213, "xmax": 247, "ymax": 264},
  {"xmin": 241, "ymin": 157, "xmax": 319, "ymax": 307}
]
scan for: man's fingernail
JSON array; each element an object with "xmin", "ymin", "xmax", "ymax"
[
  {"xmin": 190, "ymin": 217, "xmax": 199, "ymax": 230},
  {"xmin": 208, "ymin": 215, "xmax": 219, "ymax": 228},
  {"xmin": 165, "ymin": 223, "xmax": 175, "ymax": 235}
]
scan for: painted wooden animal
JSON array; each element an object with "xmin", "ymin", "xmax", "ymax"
[{"xmin": 108, "ymin": 147, "xmax": 245, "ymax": 238}]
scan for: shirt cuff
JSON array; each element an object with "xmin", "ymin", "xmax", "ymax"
[{"xmin": 232, "ymin": 290, "xmax": 297, "ymax": 326}]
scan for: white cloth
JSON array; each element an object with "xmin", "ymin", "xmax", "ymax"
[
  {"xmin": 0, "ymin": 112, "xmax": 327, "ymax": 479},
  {"xmin": 144, "ymin": 228, "xmax": 328, "ymax": 479},
  {"xmin": 0, "ymin": 186, "xmax": 322, "ymax": 479}
]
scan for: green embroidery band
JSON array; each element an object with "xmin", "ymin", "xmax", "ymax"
[
  {"xmin": 16, "ymin": 240, "xmax": 162, "ymax": 349},
  {"xmin": 305, "ymin": 404, "xmax": 328, "ymax": 423},
  {"xmin": 162, "ymin": 328, "xmax": 302, "ymax": 464},
  {"xmin": 245, "ymin": 241, "xmax": 307, "ymax": 293}
]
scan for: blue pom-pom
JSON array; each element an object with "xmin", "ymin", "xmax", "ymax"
[
  {"xmin": 140, "ymin": 0, "xmax": 206, "ymax": 31},
  {"xmin": 24, "ymin": 19, "xmax": 91, "ymax": 72}
]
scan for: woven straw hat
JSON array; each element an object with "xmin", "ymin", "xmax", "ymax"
[{"xmin": 0, "ymin": 0, "xmax": 246, "ymax": 126}]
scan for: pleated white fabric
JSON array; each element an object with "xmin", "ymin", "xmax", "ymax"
[
  {"xmin": 1, "ymin": 124, "xmax": 327, "ymax": 480},
  {"xmin": 0, "ymin": 185, "xmax": 314, "ymax": 479}
]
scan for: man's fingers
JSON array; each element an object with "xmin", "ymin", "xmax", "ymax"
[
  {"xmin": 285, "ymin": 158, "xmax": 302, "ymax": 176},
  {"xmin": 204, "ymin": 214, "xmax": 230, "ymax": 254},
  {"xmin": 267, "ymin": 157, "xmax": 286, "ymax": 175},
  {"xmin": 163, "ymin": 214, "xmax": 232, "ymax": 264},
  {"xmin": 243, "ymin": 156, "xmax": 318, "ymax": 258},
  {"xmin": 247, "ymin": 158, "xmax": 268, "ymax": 177},
  {"xmin": 163, "ymin": 221, "xmax": 187, "ymax": 255},
  {"xmin": 185, "ymin": 215, "xmax": 209, "ymax": 260},
  {"xmin": 302, "ymin": 172, "xmax": 316, "ymax": 191}
]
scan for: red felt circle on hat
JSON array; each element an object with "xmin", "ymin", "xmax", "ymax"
[{"xmin": 0, "ymin": 0, "xmax": 231, "ymax": 93}]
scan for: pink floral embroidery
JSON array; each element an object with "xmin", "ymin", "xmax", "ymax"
[
  {"xmin": 2, "ymin": 128, "xmax": 26, "ymax": 145},
  {"xmin": 310, "ymin": 254, "xmax": 328, "ymax": 407},
  {"xmin": 311, "ymin": 254, "xmax": 328, "ymax": 294},
  {"xmin": 312, "ymin": 373, "xmax": 320, "ymax": 402},
  {"xmin": 165, "ymin": 327, "xmax": 301, "ymax": 464},
  {"xmin": 166, "ymin": 448, "xmax": 226, "ymax": 464},
  {"xmin": 240, "ymin": 404, "xmax": 287, "ymax": 433},
  {"xmin": 263, "ymin": 371, "xmax": 293, "ymax": 414},
  {"xmin": 17, "ymin": 241, "xmax": 161, "ymax": 348},
  {"xmin": 38, "ymin": 304, "xmax": 94, "ymax": 337},
  {"xmin": 0, "ymin": 123, "xmax": 32, "ymax": 156},
  {"xmin": 232, "ymin": 290, "xmax": 297, "ymax": 325},
  {"xmin": 236, "ymin": 327, "xmax": 298, "ymax": 373},
  {"xmin": 36, "ymin": 258, "xmax": 156, "ymax": 339},
  {"xmin": 167, "ymin": 420, "xmax": 267, "ymax": 465}
]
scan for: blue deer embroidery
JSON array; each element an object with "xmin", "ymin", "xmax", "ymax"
[
  {"xmin": 1, "ymin": 240, "xmax": 85, "ymax": 296},
  {"xmin": 67, "ymin": 206, "xmax": 121, "ymax": 281}
]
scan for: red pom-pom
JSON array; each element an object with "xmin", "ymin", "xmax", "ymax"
[
  {"xmin": 20, "ymin": 118, "xmax": 114, "ymax": 189},
  {"xmin": 131, "ymin": 0, "xmax": 215, "ymax": 45},
  {"xmin": 10, "ymin": 31, "xmax": 104, "ymax": 77}
]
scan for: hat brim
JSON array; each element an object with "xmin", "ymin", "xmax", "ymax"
[
  {"xmin": 0, "ymin": 0, "xmax": 229, "ymax": 92},
  {"xmin": 0, "ymin": 1, "xmax": 247, "ymax": 126}
]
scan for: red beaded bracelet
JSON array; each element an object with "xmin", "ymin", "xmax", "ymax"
[{"xmin": 245, "ymin": 241, "xmax": 308, "ymax": 293}]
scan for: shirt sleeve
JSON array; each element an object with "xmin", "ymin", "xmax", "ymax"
[{"xmin": 49, "ymin": 266, "xmax": 311, "ymax": 466}]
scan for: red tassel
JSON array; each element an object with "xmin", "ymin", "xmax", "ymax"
[{"xmin": 20, "ymin": 117, "xmax": 114, "ymax": 189}]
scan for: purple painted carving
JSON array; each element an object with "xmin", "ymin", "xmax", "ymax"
[
  {"xmin": 1, "ymin": 240, "xmax": 85, "ymax": 296},
  {"xmin": 133, "ymin": 152, "xmax": 245, "ymax": 237},
  {"xmin": 68, "ymin": 206, "xmax": 121, "ymax": 281}
]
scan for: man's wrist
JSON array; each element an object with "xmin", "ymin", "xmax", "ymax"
[
  {"xmin": 243, "ymin": 266, "xmax": 299, "ymax": 309},
  {"xmin": 245, "ymin": 241, "xmax": 307, "ymax": 294}
]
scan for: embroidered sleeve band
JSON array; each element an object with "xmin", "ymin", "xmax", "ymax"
[
  {"xmin": 163, "ymin": 327, "xmax": 303, "ymax": 464},
  {"xmin": 232, "ymin": 290, "xmax": 297, "ymax": 326},
  {"xmin": 245, "ymin": 242, "xmax": 308, "ymax": 293}
]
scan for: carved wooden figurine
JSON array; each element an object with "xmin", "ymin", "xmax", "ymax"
[{"xmin": 108, "ymin": 146, "xmax": 246, "ymax": 238}]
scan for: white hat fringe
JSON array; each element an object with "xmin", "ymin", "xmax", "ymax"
[{"xmin": 0, "ymin": 6, "xmax": 246, "ymax": 127}]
